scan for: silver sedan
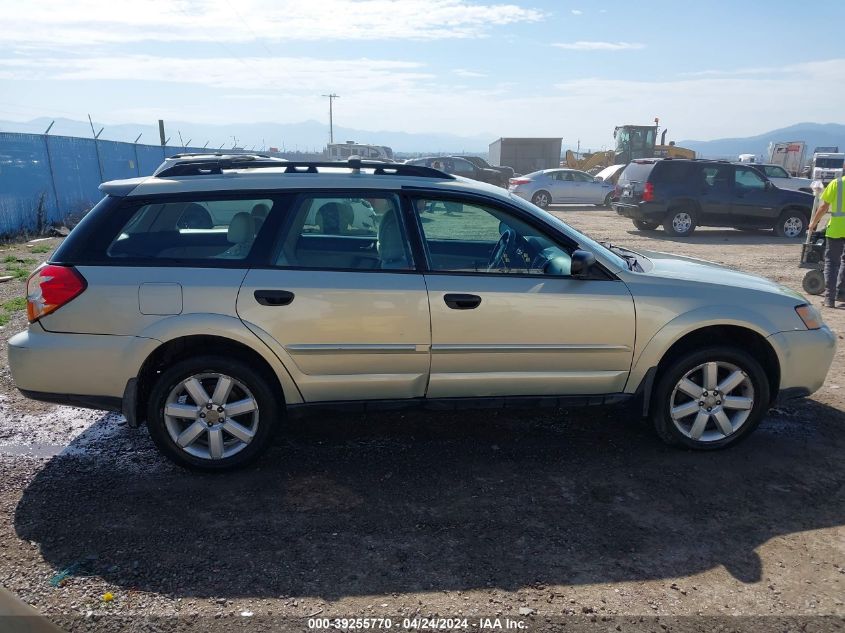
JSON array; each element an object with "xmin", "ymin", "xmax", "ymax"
[{"xmin": 509, "ymin": 168, "xmax": 615, "ymax": 208}]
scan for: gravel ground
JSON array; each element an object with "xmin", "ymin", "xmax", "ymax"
[{"xmin": 0, "ymin": 213, "xmax": 843, "ymax": 633}]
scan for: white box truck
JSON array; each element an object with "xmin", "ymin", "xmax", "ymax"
[
  {"xmin": 810, "ymin": 152, "xmax": 844, "ymax": 184},
  {"xmin": 768, "ymin": 141, "xmax": 806, "ymax": 176}
]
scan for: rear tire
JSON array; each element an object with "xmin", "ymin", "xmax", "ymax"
[
  {"xmin": 652, "ymin": 346, "xmax": 769, "ymax": 450},
  {"xmin": 532, "ymin": 190, "xmax": 552, "ymax": 209},
  {"xmin": 147, "ymin": 355, "xmax": 280, "ymax": 471},
  {"xmin": 773, "ymin": 209, "xmax": 807, "ymax": 238},
  {"xmin": 632, "ymin": 219, "xmax": 660, "ymax": 231},
  {"xmin": 602, "ymin": 193, "xmax": 613, "ymax": 208},
  {"xmin": 802, "ymin": 269, "xmax": 825, "ymax": 295},
  {"xmin": 663, "ymin": 208, "xmax": 697, "ymax": 237}
]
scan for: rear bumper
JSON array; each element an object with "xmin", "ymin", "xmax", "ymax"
[
  {"xmin": 614, "ymin": 201, "xmax": 665, "ymax": 220},
  {"xmin": 8, "ymin": 324, "xmax": 159, "ymax": 406},
  {"xmin": 768, "ymin": 326, "xmax": 836, "ymax": 399}
]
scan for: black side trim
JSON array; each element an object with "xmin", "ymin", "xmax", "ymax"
[
  {"xmin": 287, "ymin": 394, "xmax": 632, "ymax": 419},
  {"xmin": 19, "ymin": 390, "xmax": 123, "ymax": 413},
  {"xmin": 635, "ymin": 366, "xmax": 658, "ymax": 417},
  {"xmin": 121, "ymin": 378, "xmax": 139, "ymax": 428}
]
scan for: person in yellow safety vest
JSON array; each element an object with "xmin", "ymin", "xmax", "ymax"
[{"xmin": 809, "ymin": 166, "xmax": 845, "ymax": 308}]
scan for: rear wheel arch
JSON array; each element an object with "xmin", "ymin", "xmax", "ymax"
[
  {"xmin": 135, "ymin": 335, "xmax": 287, "ymax": 427},
  {"xmin": 667, "ymin": 197, "xmax": 702, "ymax": 214},
  {"xmin": 649, "ymin": 325, "xmax": 780, "ymax": 413}
]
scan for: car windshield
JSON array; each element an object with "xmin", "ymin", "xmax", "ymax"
[
  {"xmin": 508, "ymin": 193, "xmax": 628, "ymax": 269},
  {"xmin": 816, "ymin": 158, "xmax": 843, "ymax": 169}
]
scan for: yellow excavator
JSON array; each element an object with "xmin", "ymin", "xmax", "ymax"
[{"xmin": 565, "ymin": 119, "xmax": 695, "ymax": 171}]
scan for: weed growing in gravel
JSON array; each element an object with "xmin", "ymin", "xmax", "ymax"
[
  {"xmin": 31, "ymin": 244, "xmax": 52, "ymax": 254},
  {"xmin": 5, "ymin": 268, "xmax": 30, "ymax": 280},
  {"xmin": 0, "ymin": 313, "xmax": 8, "ymax": 327},
  {"xmin": 3, "ymin": 297, "xmax": 27, "ymax": 312}
]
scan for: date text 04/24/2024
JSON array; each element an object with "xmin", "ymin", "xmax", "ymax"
[{"xmin": 307, "ymin": 617, "xmax": 528, "ymax": 630}]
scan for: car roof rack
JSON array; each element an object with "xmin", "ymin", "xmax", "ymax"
[{"xmin": 155, "ymin": 156, "xmax": 454, "ymax": 179}]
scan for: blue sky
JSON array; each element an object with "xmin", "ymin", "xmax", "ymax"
[{"xmin": 1, "ymin": 0, "xmax": 844, "ymax": 150}]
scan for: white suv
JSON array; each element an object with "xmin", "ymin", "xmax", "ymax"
[{"xmin": 8, "ymin": 157, "xmax": 835, "ymax": 470}]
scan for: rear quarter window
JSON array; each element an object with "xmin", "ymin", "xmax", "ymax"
[
  {"xmin": 653, "ymin": 161, "xmax": 693, "ymax": 183},
  {"xmin": 108, "ymin": 197, "xmax": 274, "ymax": 261}
]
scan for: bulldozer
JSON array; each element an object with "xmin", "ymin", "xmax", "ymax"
[{"xmin": 564, "ymin": 119, "xmax": 695, "ymax": 171}]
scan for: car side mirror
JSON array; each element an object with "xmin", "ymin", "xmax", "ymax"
[
  {"xmin": 594, "ymin": 176, "xmax": 603, "ymax": 182},
  {"xmin": 765, "ymin": 180, "xmax": 773, "ymax": 190},
  {"xmin": 570, "ymin": 249, "xmax": 596, "ymax": 277}
]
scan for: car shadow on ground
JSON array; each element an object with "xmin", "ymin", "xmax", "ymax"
[
  {"xmin": 625, "ymin": 229, "xmax": 804, "ymax": 246},
  {"xmin": 13, "ymin": 399, "xmax": 845, "ymax": 600}
]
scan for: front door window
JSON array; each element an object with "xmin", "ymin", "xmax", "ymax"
[{"xmin": 413, "ymin": 197, "xmax": 572, "ymax": 276}]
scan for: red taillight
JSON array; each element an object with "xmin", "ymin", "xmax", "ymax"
[
  {"xmin": 642, "ymin": 181, "xmax": 655, "ymax": 202},
  {"xmin": 26, "ymin": 264, "xmax": 87, "ymax": 323},
  {"xmin": 509, "ymin": 178, "xmax": 532, "ymax": 186}
]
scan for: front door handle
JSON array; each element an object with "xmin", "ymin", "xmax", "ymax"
[
  {"xmin": 254, "ymin": 290, "xmax": 295, "ymax": 306},
  {"xmin": 444, "ymin": 293, "xmax": 481, "ymax": 310}
]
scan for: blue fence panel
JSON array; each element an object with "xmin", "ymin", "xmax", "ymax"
[
  {"xmin": 0, "ymin": 132, "xmax": 312, "ymax": 235},
  {"xmin": 136, "ymin": 144, "xmax": 165, "ymax": 175},
  {"xmin": 47, "ymin": 135, "xmax": 103, "ymax": 220},
  {"xmin": 99, "ymin": 140, "xmax": 140, "ymax": 181},
  {"xmin": 0, "ymin": 132, "xmax": 57, "ymax": 233}
]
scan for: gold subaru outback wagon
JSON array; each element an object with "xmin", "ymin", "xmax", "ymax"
[{"xmin": 8, "ymin": 156, "xmax": 836, "ymax": 470}]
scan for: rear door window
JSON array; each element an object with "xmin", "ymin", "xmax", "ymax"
[
  {"xmin": 274, "ymin": 193, "xmax": 414, "ymax": 270},
  {"xmin": 107, "ymin": 197, "xmax": 274, "ymax": 261}
]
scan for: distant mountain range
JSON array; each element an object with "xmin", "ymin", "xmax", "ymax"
[
  {"xmin": 0, "ymin": 117, "xmax": 491, "ymax": 154},
  {"xmin": 2, "ymin": 117, "xmax": 844, "ymax": 160},
  {"xmin": 680, "ymin": 122, "xmax": 845, "ymax": 160}
]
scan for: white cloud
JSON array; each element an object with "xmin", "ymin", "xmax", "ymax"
[
  {"xmin": 0, "ymin": 0, "xmax": 544, "ymax": 46},
  {"xmin": 571, "ymin": 9, "xmax": 583, "ymax": 15},
  {"xmin": 553, "ymin": 41, "xmax": 645, "ymax": 51},
  {"xmin": 0, "ymin": 55, "xmax": 434, "ymax": 94},
  {"xmin": 453, "ymin": 69, "xmax": 488, "ymax": 78}
]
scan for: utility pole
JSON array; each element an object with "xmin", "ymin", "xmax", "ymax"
[
  {"xmin": 158, "ymin": 120, "xmax": 167, "ymax": 146},
  {"xmin": 321, "ymin": 93, "xmax": 340, "ymax": 144}
]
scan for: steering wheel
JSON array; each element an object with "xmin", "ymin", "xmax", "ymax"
[{"xmin": 487, "ymin": 228, "xmax": 516, "ymax": 271}]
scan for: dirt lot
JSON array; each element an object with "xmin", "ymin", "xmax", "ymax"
[{"xmin": 0, "ymin": 211, "xmax": 843, "ymax": 633}]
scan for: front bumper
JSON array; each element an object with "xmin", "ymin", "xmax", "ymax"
[
  {"xmin": 768, "ymin": 326, "xmax": 836, "ymax": 400},
  {"xmin": 8, "ymin": 323, "xmax": 159, "ymax": 408}
]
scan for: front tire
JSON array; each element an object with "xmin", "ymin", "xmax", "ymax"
[
  {"xmin": 147, "ymin": 356, "xmax": 280, "ymax": 471},
  {"xmin": 663, "ymin": 208, "xmax": 697, "ymax": 237},
  {"xmin": 532, "ymin": 190, "xmax": 551, "ymax": 209},
  {"xmin": 652, "ymin": 347, "xmax": 769, "ymax": 450},
  {"xmin": 773, "ymin": 209, "xmax": 807, "ymax": 238}
]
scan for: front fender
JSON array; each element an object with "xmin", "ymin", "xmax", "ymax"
[{"xmin": 625, "ymin": 305, "xmax": 779, "ymax": 394}]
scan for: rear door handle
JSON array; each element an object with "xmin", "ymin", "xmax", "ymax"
[
  {"xmin": 254, "ymin": 290, "xmax": 295, "ymax": 306},
  {"xmin": 444, "ymin": 293, "xmax": 481, "ymax": 310}
]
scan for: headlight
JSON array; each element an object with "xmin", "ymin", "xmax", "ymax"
[{"xmin": 795, "ymin": 304, "xmax": 822, "ymax": 330}]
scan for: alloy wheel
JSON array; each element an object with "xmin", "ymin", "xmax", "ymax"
[
  {"xmin": 669, "ymin": 361, "xmax": 754, "ymax": 442},
  {"xmin": 672, "ymin": 212, "xmax": 692, "ymax": 234},
  {"xmin": 782, "ymin": 216, "xmax": 804, "ymax": 238},
  {"xmin": 163, "ymin": 372, "xmax": 259, "ymax": 460},
  {"xmin": 533, "ymin": 192, "xmax": 550, "ymax": 208}
]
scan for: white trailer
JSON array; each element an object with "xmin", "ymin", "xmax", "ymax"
[{"xmin": 768, "ymin": 141, "xmax": 806, "ymax": 176}]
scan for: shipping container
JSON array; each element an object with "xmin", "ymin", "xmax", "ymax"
[{"xmin": 489, "ymin": 138, "xmax": 562, "ymax": 175}]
